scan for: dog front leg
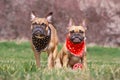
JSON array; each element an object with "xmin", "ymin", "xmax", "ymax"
[
  {"xmin": 63, "ymin": 54, "xmax": 68, "ymax": 68},
  {"xmin": 53, "ymin": 46, "xmax": 58, "ymax": 60},
  {"xmin": 31, "ymin": 44, "xmax": 41, "ymax": 68},
  {"xmin": 34, "ymin": 52, "xmax": 41, "ymax": 67},
  {"xmin": 48, "ymin": 52, "xmax": 54, "ymax": 69},
  {"xmin": 81, "ymin": 55, "xmax": 87, "ymax": 69}
]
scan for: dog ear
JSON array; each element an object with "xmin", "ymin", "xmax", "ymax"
[
  {"xmin": 46, "ymin": 12, "xmax": 53, "ymax": 23},
  {"xmin": 68, "ymin": 18, "xmax": 74, "ymax": 28},
  {"xmin": 81, "ymin": 19, "xmax": 87, "ymax": 30},
  {"xmin": 31, "ymin": 11, "xmax": 36, "ymax": 21}
]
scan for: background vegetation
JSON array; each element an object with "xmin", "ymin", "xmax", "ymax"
[{"xmin": 0, "ymin": 0, "xmax": 120, "ymax": 46}]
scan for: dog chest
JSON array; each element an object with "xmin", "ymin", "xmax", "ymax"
[
  {"xmin": 68, "ymin": 54, "xmax": 81, "ymax": 66},
  {"xmin": 69, "ymin": 55, "xmax": 81, "ymax": 62}
]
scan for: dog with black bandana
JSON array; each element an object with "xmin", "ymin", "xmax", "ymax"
[{"xmin": 30, "ymin": 12, "xmax": 58, "ymax": 69}]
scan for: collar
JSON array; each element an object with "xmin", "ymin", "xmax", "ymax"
[{"xmin": 66, "ymin": 36, "xmax": 85, "ymax": 57}]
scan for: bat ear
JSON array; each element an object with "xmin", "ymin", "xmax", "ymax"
[
  {"xmin": 81, "ymin": 19, "xmax": 87, "ymax": 30},
  {"xmin": 46, "ymin": 12, "xmax": 53, "ymax": 23},
  {"xmin": 31, "ymin": 11, "xmax": 36, "ymax": 21},
  {"xmin": 68, "ymin": 18, "xmax": 74, "ymax": 28}
]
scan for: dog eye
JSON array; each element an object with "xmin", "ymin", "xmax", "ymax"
[
  {"xmin": 70, "ymin": 30, "xmax": 74, "ymax": 33},
  {"xmin": 79, "ymin": 30, "xmax": 84, "ymax": 33},
  {"xmin": 33, "ymin": 24, "xmax": 39, "ymax": 28},
  {"xmin": 41, "ymin": 23, "xmax": 47, "ymax": 27},
  {"xmin": 32, "ymin": 22, "xmax": 37, "ymax": 25}
]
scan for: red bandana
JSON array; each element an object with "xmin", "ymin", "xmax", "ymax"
[{"xmin": 66, "ymin": 37, "xmax": 85, "ymax": 57}]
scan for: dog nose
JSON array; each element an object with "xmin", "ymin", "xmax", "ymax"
[{"xmin": 33, "ymin": 27, "xmax": 44, "ymax": 34}]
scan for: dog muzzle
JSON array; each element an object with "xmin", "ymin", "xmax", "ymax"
[
  {"xmin": 32, "ymin": 27, "xmax": 46, "ymax": 37},
  {"xmin": 32, "ymin": 27, "xmax": 51, "ymax": 52}
]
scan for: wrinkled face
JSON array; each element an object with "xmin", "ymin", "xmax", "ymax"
[
  {"xmin": 68, "ymin": 26, "xmax": 85, "ymax": 44},
  {"xmin": 31, "ymin": 18, "xmax": 50, "ymax": 38},
  {"xmin": 30, "ymin": 12, "xmax": 52, "ymax": 38}
]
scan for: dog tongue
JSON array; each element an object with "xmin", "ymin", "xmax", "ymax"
[{"xmin": 66, "ymin": 37, "xmax": 85, "ymax": 57}]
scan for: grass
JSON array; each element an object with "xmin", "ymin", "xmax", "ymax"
[{"xmin": 0, "ymin": 41, "xmax": 120, "ymax": 80}]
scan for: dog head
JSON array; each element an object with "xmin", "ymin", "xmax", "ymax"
[
  {"xmin": 30, "ymin": 11, "xmax": 52, "ymax": 38},
  {"xmin": 67, "ymin": 19, "xmax": 87, "ymax": 44}
]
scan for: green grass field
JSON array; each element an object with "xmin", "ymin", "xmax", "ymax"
[{"xmin": 0, "ymin": 41, "xmax": 120, "ymax": 80}]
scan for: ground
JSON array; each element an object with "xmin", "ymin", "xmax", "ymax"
[{"xmin": 0, "ymin": 41, "xmax": 120, "ymax": 80}]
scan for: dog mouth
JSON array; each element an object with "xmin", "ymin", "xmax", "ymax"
[
  {"xmin": 73, "ymin": 38, "xmax": 81, "ymax": 43},
  {"xmin": 32, "ymin": 30, "xmax": 46, "ymax": 39},
  {"xmin": 32, "ymin": 27, "xmax": 47, "ymax": 38},
  {"xmin": 70, "ymin": 37, "xmax": 84, "ymax": 44},
  {"xmin": 32, "ymin": 27, "xmax": 51, "ymax": 39},
  {"xmin": 35, "ymin": 35, "xmax": 45, "ymax": 38}
]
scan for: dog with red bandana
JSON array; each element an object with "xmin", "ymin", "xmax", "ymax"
[{"xmin": 55, "ymin": 19, "xmax": 87, "ymax": 69}]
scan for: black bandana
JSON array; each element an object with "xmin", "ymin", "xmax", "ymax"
[{"xmin": 32, "ymin": 27, "xmax": 51, "ymax": 52}]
